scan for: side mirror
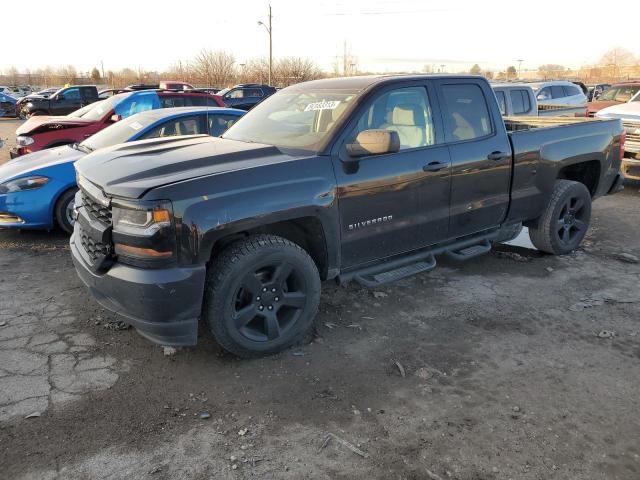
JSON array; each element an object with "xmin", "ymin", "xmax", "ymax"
[
  {"xmin": 110, "ymin": 114, "xmax": 122, "ymax": 123},
  {"xmin": 345, "ymin": 129, "xmax": 400, "ymax": 158}
]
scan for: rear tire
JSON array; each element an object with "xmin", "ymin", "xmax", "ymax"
[
  {"xmin": 204, "ymin": 234, "xmax": 321, "ymax": 358},
  {"xmin": 54, "ymin": 188, "xmax": 78, "ymax": 234},
  {"xmin": 528, "ymin": 180, "xmax": 591, "ymax": 254}
]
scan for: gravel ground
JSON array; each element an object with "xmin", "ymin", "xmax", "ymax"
[{"xmin": 1, "ymin": 120, "xmax": 639, "ymax": 480}]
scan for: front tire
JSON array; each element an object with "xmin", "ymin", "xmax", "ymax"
[
  {"xmin": 55, "ymin": 188, "xmax": 78, "ymax": 234},
  {"xmin": 204, "ymin": 234, "xmax": 321, "ymax": 358},
  {"xmin": 528, "ymin": 180, "xmax": 591, "ymax": 254}
]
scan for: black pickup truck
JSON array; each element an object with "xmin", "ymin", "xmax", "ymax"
[
  {"xmin": 19, "ymin": 85, "xmax": 99, "ymax": 118},
  {"xmin": 71, "ymin": 74, "xmax": 625, "ymax": 357}
]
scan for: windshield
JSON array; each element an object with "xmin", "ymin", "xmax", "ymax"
[
  {"xmin": 67, "ymin": 102, "xmax": 98, "ymax": 118},
  {"xmin": 599, "ymin": 86, "xmax": 640, "ymax": 102},
  {"xmin": 222, "ymin": 88, "xmax": 359, "ymax": 152},
  {"xmin": 80, "ymin": 112, "xmax": 157, "ymax": 151},
  {"xmin": 217, "ymin": 87, "xmax": 231, "ymax": 97},
  {"xmin": 67, "ymin": 91, "xmax": 160, "ymax": 121},
  {"xmin": 630, "ymin": 91, "xmax": 640, "ymax": 102}
]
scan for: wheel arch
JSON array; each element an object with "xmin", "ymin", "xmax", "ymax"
[
  {"xmin": 206, "ymin": 216, "xmax": 333, "ymax": 280},
  {"xmin": 557, "ymin": 159, "xmax": 601, "ymax": 197}
]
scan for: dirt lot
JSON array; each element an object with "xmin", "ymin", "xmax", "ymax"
[{"xmin": 1, "ymin": 120, "xmax": 639, "ymax": 480}]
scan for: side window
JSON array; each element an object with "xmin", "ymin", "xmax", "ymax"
[
  {"xmin": 81, "ymin": 87, "xmax": 97, "ymax": 101},
  {"xmin": 352, "ymin": 86, "xmax": 436, "ymax": 150},
  {"xmin": 188, "ymin": 96, "xmax": 206, "ymax": 107},
  {"xmin": 226, "ymin": 89, "xmax": 244, "ymax": 99},
  {"xmin": 563, "ymin": 86, "xmax": 579, "ymax": 97},
  {"xmin": 441, "ymin": 83, "xmax": 492, "ymax": 142},
  {"xmin": 206, "ymin": 97, "xmax": 220, "ymax": 107},
  {"xmin": 494, "ymin": 90, "xmax": 506, "ymax": 115},
  {"xmin": 510, "ymin": 89, "xmax": 530, "ymax": 115},
  {"xmin": 163, "ymin": 96, "xmax": 185, "ymax": 108},
  {"xmin": 63, "ymin": 88, "xmax": 80, "ymax": 101},
  {"xmin": 550, "ymin": 86, "xmax": 566, "ymax": 99},
  {"xmin": 208, "ymin": 114, "xmax": 241, "ymax": 136},
  {"xmin": 140, "ymin": 115, "xmax": 204, "ymax": 139},
  {"xmin": 245, "ymin": 88, "xmax": 263, "ymax": 98},
  {"xmin": 537, "ymin": 87, "xmax": 551, "ymax": 100}
]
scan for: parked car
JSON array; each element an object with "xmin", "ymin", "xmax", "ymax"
[
  {"xmin": 596, "ymin": 91, "xmax": 640, "ymax": 179},
  {"xmin": 0, "ymin": 107, "xmax": 244, "ymax": 233},
  {"xmin": 217, "ymin": 83, "xmax": 276, "ymax": 110},
  {"xmin": 98, "ymin": 88, "xmax": 126, "ymax": 99},
  {"xmin": 70, "ymin": 74, "xmax": 624, "ymax": 356},
  {"xmin": 587, "ymin": 83, "xmax": 611, "ymax": 101},
  {"xmin": 586, "ymin": 82, "xmax": 640, "ymax": 117},
  {"xmin": 19, "ymin": 85, "xmax": 100, "ymax": 118},
  {"xmin": 0, "ymin": 86, "xmax": 16, "ymax": 97},
  {"xmin": 159, "ymin": 80, "xmax": 195, "ymax": 90},
  {"xmin": 8, "ymin": 86, "xmax": 32, "ymax": 98},
  {"xmin": 527, "ymin": 81, "xmax": 587, "ymax": 115},
  {"xmin": 15, "ymin": 88, "xmax": 60, "ymax": 116},
  {"xmin": 0, "ymin": 92, "xmax": 18, "ymax": 117},
  {"xmin": 492, "ymin": 84, "xmax": 537, "ymax": 116},
  {"xmin": 11, "ymin": 89, "xmax": 226, "ymax": 157}
]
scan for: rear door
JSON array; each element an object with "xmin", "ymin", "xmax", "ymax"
[
  {"xmin": 334, "ymin": 82, "xmax": 451, "ymax": 268},
  {"xmin": 434, "ymin": 79, "xmax": 511, "ymax": 238}
]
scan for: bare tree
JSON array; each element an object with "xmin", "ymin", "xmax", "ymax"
[
  {"xmin": 193, "ymin": 49, "xmax": 236, "ymax": 87},
  {"xmin": 56, "ymin": 65, "xmax": 77, "ymax": 84},
  {"xmin": 91, "ymin": 67, "xmax": 101, "ymax": 83},
  {"xmin": 538, "ymin": 64, "xmax": 565, "ymax": 80},
  {"xmin": 469, "ymin": 64, "xmax": 482, "ymax": 75},
  {"xmin": 275, "ymin": 57, "xmax": 323, "ymax": 86},
  {"xmin": 240, "ymin": 58, "xmax": 269, "ymax": 84},
  {"xmin": 506, "ymin": 66, "xmax": 517, "ymax": 79},
  {"xmin": 599, "ymin": 47, "xmax": 636, "ymax": 67}
]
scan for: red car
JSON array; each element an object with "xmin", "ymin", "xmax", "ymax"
[
  {"xmin": 11, "ymin": 90, "xmax": 225, "ymax": 158},
  {"xmin": 586, "ymin": 82, "xmax": 640, "ymax": 117}
]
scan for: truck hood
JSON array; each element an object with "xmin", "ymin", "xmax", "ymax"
[
  {"xmin": 16, "ymin": 116, "xmax": 96, "ymax": 135},
  {"xmin": 596, "ymin": 102, "xmax": 640, "ymax": 121},
  {"xmin": 76, "ymin": 135, "xmax": 301, "ymax": 199},
  {"xmin": 0, "ymin": 145, "xmax": 84, "ymax": 182}
]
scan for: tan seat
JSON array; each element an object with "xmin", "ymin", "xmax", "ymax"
[{"xmin": 381, "ymin": 104, "xmax": 426, "ymax": 149}]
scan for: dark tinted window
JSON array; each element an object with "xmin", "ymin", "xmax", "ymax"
[
  {"xmin": 510, "ymin": 89, "xmax": 531, "ymax": 114},
  {"xmin": 244, "ymin": 88, "xmax": 263, "ymax": 98},
  {"xmin": 62, "ymin": 88, "xmax": 80, "ymax": 101},
  {"xmin": 562, "ymin": 85, "xmax": 581, "ymax": 97},
  {"xmin": 441, "ymin": 84, "xmax": 492, "ymax": 142},
  {"xmin": 208, "ymin": 114, "xmax": 241, "ymax": 136},
  {"xmin": 81, "ymin": 87, "xmax": 97, "ymax": 100},
  {"xmin": 550, "ymin": 86, "xmax": 566, "ymax": 99},
  {"xmin": 188, "ymin": 96, "xmax": 207, "ymax": 106},
  {"xmin": 161, "ymin": 96, "xmax": 186, "ymax": 108},
  {"xmin": 206, "ymin": 97, "xmax": 220, "ymax": 107},
  {"xmin": 494, "ymin": 90, "xmax": 506, "ymax": 115}
]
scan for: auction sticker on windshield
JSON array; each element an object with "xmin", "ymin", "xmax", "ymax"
[{"xmin": 304, "ymin": 100, "xmax": 340, "ymax": 111}]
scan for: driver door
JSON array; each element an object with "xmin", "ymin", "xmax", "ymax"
[{"xmin": 333, "ymin": 83, "xmax": 451, "ymax": 268}]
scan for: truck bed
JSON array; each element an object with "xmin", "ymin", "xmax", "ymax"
[
  {"xmin": 504, "ymin": 115, "xmax": 624, "ymax": 225},
  {"xmin": 504, "ymin": 116, "xmax": 610, "ymax": 132}
]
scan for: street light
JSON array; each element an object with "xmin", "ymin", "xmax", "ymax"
[
  {"xmin": 517, "ymin": 59, "xmax": 523, "ymax": 78},
  {"xmin": 257, "ymin": 5, "xmax": 273, "ymax": 86}
]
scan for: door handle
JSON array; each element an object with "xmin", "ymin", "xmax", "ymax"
[
  {"xmin": 423, "ymin": 161, "xmax": 447, "ymax": 172},
  {"xmin": 487, "ymin": 151, "xmax": 508, "ymax": 161}
]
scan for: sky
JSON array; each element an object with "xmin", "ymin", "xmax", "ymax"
[{"xmin": 2, "ymin": 0, "xmax": 638, "ymax": 75}]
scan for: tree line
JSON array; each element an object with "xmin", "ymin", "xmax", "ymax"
[{"xmin": 0, "ymin": 50, "xmax": 324, "ymax": 89}]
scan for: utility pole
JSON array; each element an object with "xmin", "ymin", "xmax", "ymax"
[
  {"xmin": 100, "ymin": 60, "xmax": 105, "ymax": 82},
  {"xmin": 258, "ymin": 5, "xmax": 273, "ymax": 86},
  {"xmin": 343, "ymin": 40, "xmax": 347, "ymax": 76},
  {"xmin": 517, "ymin": 59, "xmax": 523, "ymax": 78}
]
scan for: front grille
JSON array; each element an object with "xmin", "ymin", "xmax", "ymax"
[
  {"xmin": 78, "ymin": 225, "xmax": 110, "ymax": 261},
  {"xmin": 81, "ymin": 189, "xmax": 112, "ymax": 226},
  {"xmin": 623, "ymin": 121, "xmax": 640, "ymax": 144}
]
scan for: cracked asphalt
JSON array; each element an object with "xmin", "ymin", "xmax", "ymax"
[{"xmin": 1, "ymin": 120, "xmax": 640, "ymax": 479}]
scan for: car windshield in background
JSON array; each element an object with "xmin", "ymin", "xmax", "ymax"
[
  {"xmin": 217, "ymin": 88, "xmax": 231, "ymax": 96},
  {"xmin": 68, "ymin": 91, "xmax": 161, "ymax": 121},
  {"xmin": 80, "ymin": 113, "xmax": 156, "ymax": 151},
  {"xmin": 222, "ymin": 89, "xmax": 359, "ymax": 152},
  {"xmin": 599, "ymin": 86, "xmax": 640, "ymax": 102}
]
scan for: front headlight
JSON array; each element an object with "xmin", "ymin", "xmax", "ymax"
[
  {"xmin": 0, "ymin": 176, "xmax": 49, "ymax": 194},
  {"xmin": 111, "ymin": 200, "xmax": 176, "ymax": 265},
  {"xmin": 17, "ymin": 136, "xmax": 34, "ymax": 146}
]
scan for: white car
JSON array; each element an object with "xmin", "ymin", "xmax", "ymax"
[
  {"xmin": 596, "ymin": 91, "xmax": 640, "ymax": 179},
  {"xmin": 527, "ymin": 81, "xmax": 587, "ymax": 107}
]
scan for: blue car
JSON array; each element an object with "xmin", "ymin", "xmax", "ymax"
[
  {"xmin": 0, "ymin": 106, "xmax": 244, "ymax": 233},
  {"xmin": 0, "ymin": 92, "xmax": 17, "ymax": 117}
]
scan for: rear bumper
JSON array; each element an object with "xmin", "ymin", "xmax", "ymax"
[
  {"xmin": 71, "ymin": 230, "xmax": 207, "ymax": 346},
  {"xmin": 621, "ymin": 158, "xmax": 640, "ymax": 181}
]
